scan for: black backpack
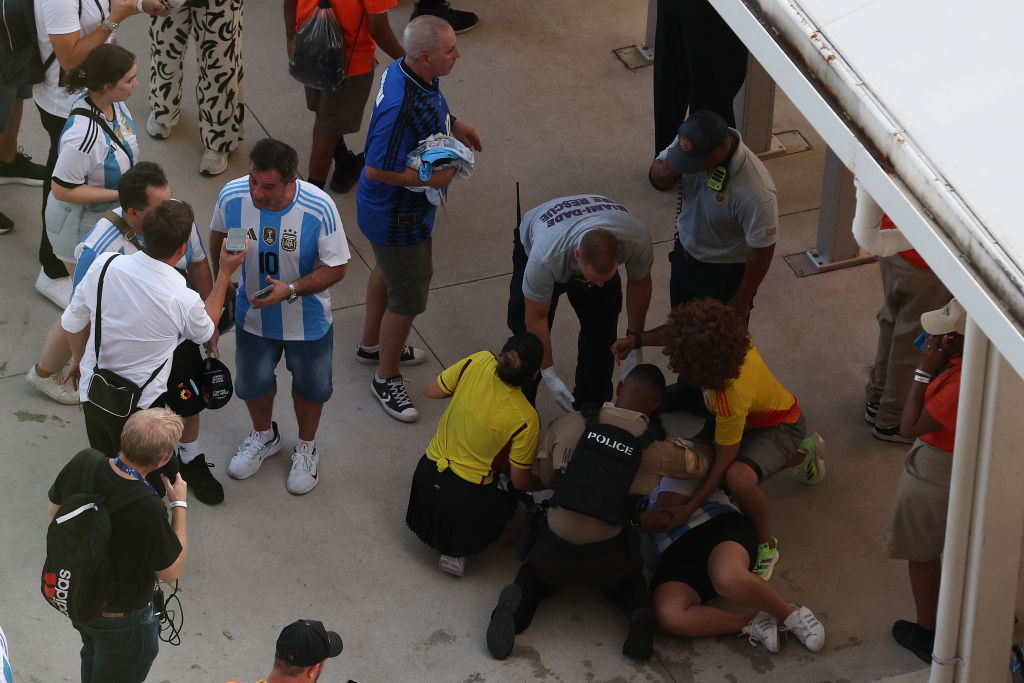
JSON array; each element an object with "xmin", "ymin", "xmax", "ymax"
[
  {"xmin": 41, "ymin": 449, "xmax": 154, "ymax": 623},
  {"xmin": 0, "ymin": 0, "xmax": 59, "ymax": 86},
  {"xmin": 553, "ymin": 405, "xmax": 662, "ymax": 526}
]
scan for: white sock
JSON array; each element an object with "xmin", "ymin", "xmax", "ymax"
[
  {"xmin": 177, "ymin": 440, "xmax": 201, "ymax": 464},
  {"xmin": 297, "ymin": 439, "xmax": 315, "ymax": 455},
  {"xmin": 256, "ymin": 426, "xmax": 275, "ymax": 444},
  {"xmin": 360, "ymin": 342, "xmax": 380, "ymax": 352}
]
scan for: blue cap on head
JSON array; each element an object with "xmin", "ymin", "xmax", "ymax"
[{"xmin": 666, "ymin": 110, "xmax": 729, "ymax": 173}]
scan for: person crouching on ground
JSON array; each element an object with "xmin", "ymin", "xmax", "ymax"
[{"xmin": 405, "ymin": 333, "xmax": 545, "ymax": 577}]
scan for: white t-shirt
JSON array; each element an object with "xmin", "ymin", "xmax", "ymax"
[
  {"xmin": 211, "ymin": 177, "xmax": 351, "ymax": 342},
  {"xmin": 62, "ymin": 251, "xmax": 215, "ymax": 406},
  {"xmin": 34, "ymin": 0, "xmax": 113, "ymax": 118},
  {"xmin": 52, "ymin": 94, "xmax": 137, "ymax": 190}
]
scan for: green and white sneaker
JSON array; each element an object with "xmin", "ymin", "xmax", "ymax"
[
  {"xmin": 794, "ymin": 432, "xmax": 826, "ymax": 485},
  {"xmin": 753, "ymin": 537, "xmax": 779, "ymax": 581}
]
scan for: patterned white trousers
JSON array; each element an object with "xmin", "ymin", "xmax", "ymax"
[{"xmin": 148, "ymin": 0, "xmax": 245, "ymax": 153}]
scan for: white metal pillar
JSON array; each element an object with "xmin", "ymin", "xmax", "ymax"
[{"xmin": 930, "ymin": 319, "xmax": 1024, "ymax": 681}]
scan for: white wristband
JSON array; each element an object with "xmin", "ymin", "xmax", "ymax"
[
  {"xmin": 136, "ymin": 0, "xmax": 145, "ymax": 11},
  {"xmin": 169, "ymin": 500, "xmax": 188, "ymax": 509}
]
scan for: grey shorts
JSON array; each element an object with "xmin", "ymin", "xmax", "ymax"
[
  {"xmin": 45, "ymin": 195, "xmax": 118, "ymax": 263},
  {"xmin": 372, "ymin": 237, "xmax": 433, "ymax": 316},
  {"xmin": 734, "ymin": 413, "xmax": 807, "ymax": 481},
  {"xmin": 304, "ymin": 70, "xmax": 374, "ymax": 137},
  {"xmin": 0, "ymin": 83, "xmax": 32, "ymax": 132},
  {"xmin": 884, "ymin": 440, "xmax": 952, "ymax": 562}
]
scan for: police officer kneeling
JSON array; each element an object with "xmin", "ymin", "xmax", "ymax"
[{"xmin": 485, "ymin": 364, "xmax": 709, "ymax": 661}]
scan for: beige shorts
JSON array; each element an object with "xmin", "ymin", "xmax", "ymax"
[
  {"xmin": 884, "ymin": 439, "xmax": 953, "ymax": 562},
  {"xmin": 734, "ymin": 413, "xmax": 806, "ymax": 481},
  {"xmin": 304, "ymin": 70, "xmax": 374, "ymax": 137}
]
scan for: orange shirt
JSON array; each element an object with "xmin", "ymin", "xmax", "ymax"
[
  {"xmin": 881, "ymin": 214, "xmax": 927, "ymax": 268},
  {"xmin": 295, "ymin": 0, "xmax": 397, "ymax": 77},
  {"xmin": 920, "ymin": 357, "xmax": 961, "ymax": 452}
]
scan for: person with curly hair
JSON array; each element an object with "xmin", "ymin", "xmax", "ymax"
[{"xmin": 613, "ymin": 298, "xmax": 826, "ymax": 581}]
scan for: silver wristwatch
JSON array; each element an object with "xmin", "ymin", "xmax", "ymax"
[
  {"xmin": 103, "ymin": 18, "xmax": 119, "ymax": 33},
  {"xmin": 287, "ymin": 282, "xmax": 298, "ymax": 303}
]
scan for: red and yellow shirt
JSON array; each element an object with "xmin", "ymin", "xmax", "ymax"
[{"xmin": 703, "ymin": 342, "xmax": 801, "ymax": 446}]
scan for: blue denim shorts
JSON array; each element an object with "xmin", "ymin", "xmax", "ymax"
[{"xmin": 234, "ymin": 325, "xmax": 334, "ymax": 403}]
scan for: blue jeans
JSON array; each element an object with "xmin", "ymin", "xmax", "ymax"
[
  {"xmin": 234, "ymin": 325, "xmax": 334, "ymax": 403},
  {"xmin": 73, "ymin": 602, "xmax": 159, "ymax": 683}
]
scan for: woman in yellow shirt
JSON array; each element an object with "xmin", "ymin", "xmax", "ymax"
[{"xmin": 406, "ymin": 333, "xmax": 545, "ymax": 576}]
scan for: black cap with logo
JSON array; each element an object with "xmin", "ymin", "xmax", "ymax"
[{"xmin": 276, "ymin": 619, "xmax": 343, "ymax": 667}]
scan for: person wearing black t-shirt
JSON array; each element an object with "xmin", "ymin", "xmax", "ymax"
[{"xmin": 47, "ymin": 408, "xmax": 189, "ymax": 683}]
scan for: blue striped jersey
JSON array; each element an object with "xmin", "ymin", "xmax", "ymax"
[
  {"xmin": 211, "ymin": 177, "xmax": 351, "ymax": 341},
  {"xmin": 52, "ymin": 94, "xmax": 137, "ymax": 191},
  {"xmin": 646, "ymin": 477, "xmax": 740, "ymax": 564},
  {"xmin": 73, "ymin": 207, "xmax": 207, "ymax": 290}
]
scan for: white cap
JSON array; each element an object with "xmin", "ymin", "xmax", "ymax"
[{"xmin": 921, "ymin": 298, "xmax": 966, "ymax": 335}]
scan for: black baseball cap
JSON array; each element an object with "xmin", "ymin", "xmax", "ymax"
[
  {"xmin": 276, "ymin": 620, "xmax": 343, "ymax": 667},
  {"xmin": 666, "ymin": 110, "xmax": 729, "ymax": 173},
  {"xmin": 200, "ymin": 356, "xmax": 233, "ymax": 410}
]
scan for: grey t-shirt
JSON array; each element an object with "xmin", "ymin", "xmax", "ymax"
[
  {"xmin": 519, "ymin": 194, "xmax": 654, "ymax": 302},
  {"xmin": 658, "ymin": 130, "xmax": 778, "ymax": 263}
]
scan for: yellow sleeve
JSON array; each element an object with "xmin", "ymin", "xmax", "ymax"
[
  {"xmin": 708, "ymin": 386, "xmax": 749, "ymax": 446},
  {"xmin": 437, "ymin": 352, "xmax": 479, "ymax": 395},
  {"xmin": 509, "ymin": 413, "xmax": 540, "ymax": 470}
]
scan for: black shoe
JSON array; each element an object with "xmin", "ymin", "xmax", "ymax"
[
  {"xmin": 486, "ymin": 584, "xmax": 521, "ymax": 660},
  {"xmin": 371, "ymin": 374, "xmax": 419, "ymax": 422},
  {"xmin": 864, "ymin": 400, "xmax": 879, "ymax": 424},
  {"xmin": 0, "ymin": 149, "xmax": 46, "ymax": 186},
  {"xmin": 0, "ymin": 212, "xmax": 12, "ymax": 234},
  {"xmin": 178, "ymin": 453, "xmax": 225, "ymax": 505},
  {"xmin": 411, "ymin": 0, "xmax": 478, "ymax": 33},
  {"xmin": 622, "ymin": 607, "xmax": 655, "ymax": 660},
  {"xmin": 892, "ymin": 619, "xmax": 934, "ymax": 664},
  {"xmin": 329, "ymin": 152, "xmax": 365, "ymax": 194},
  {"xmin": 873, "ymin": 424, "xmax": 915, "ymax": 444}
]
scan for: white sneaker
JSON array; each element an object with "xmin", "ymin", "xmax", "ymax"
[
  {"xmin": 286, "ymin": 445, "xmax": 319, "ymax": 495},
  {"xmin": 227, "ymin": 423, "xmax": 282, "ymax": 480},
  {"xmin": 35, "ymin": 268, "xmax": 71, "ymax": 308},
  {"xmin": 784, "ymin": 604, "xmax": 825, "ymax": 652},
  {"xmin": 439, "ymin": 554, "xmax": 465, "ymax": 577},
  {"xmin": 26, "ymin": 365, "xmax": 80, "ymax": 404},
  {"xmin": 199, "ymin": 149, "xmax": 229, "ymax": 176},
  {"xmin": 741, "ymin": 611, "xmax": 779, "ymax": 653},
  {"xmin": 145, "ymin": 112, "xmax": 171, "ymax": 139}
]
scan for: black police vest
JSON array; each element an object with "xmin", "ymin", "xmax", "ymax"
[{"xmin": 553, "ymin": 405, "xmax": 660, "ymax": 526}]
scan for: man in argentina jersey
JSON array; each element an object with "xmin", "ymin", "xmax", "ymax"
[
  {"xmin": 210, "ymin": 139, "xmax": 350, "ymax": 496},
  {"xmin": 356, "ymin": 15, "xmax": 481, "ymax": 424}
]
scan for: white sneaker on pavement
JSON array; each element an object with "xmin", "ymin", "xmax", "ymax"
[
  {"xmin": 741, "ymin": 611, "xmax": 780, "ymax": 653},
  {"xmin": 26, "ymin": 365, "xmax": 80, "ymax": 404},
  {"xmin": 199, "ymin": 149, "xmax": 229, "ymax": 176},
  {"xmin": 286, "ymin": 444, "xmax": 319, "ymax": 495},
  {"xmin": 35, "ymin": 268, "xmax": 71, "ymax": 308},
  {"xmin": 227, "ymin": 423, "xmax": 282, "ymax": 479},
  {"xmin": 439, "ymin": 555, "xmax": 465, "ymax": 576},
  {"xmin": 784, "ymin": 604, "xmax": 825, "ymax": 652},
  {"xmin": 146, "ymin": 112, "xmax": 171, "ymax": 139}
]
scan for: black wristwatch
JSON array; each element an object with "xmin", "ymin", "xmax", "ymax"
[{"xmin": 627, "ymin": 329, "xmax": 643, "ymax": 350}]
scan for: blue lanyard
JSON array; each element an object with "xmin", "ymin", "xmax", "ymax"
[{"xmin": 114, "ymin": 457, "xmax": 157, "ymax": 494}]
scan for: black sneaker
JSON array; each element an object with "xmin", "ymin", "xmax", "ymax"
[
  {"xmin": 411, "ymin": 0, "xmax": 478, "ymax": 33},
  {"xmin": 892, "ymin": 619, "xmax": 934, "ymax": 664},
  {"xmin": 371, "ymin": 374, "xmax": 419, "ymax": 422},
  {"xmin": 0, "ymin": 149, "xmax": 46, "ymax": 186},
  {"xmin": 328, "ymin": 152, "xmax": 364, "ymax": 194},
  {"xmin": 356, "ymin": 344, "xmax": 427, "ymax": 366},
  {"xmin": 0, "ymin": 212, "xmax": 12, "ymax": 235},
  {"xmin": 872, "ymin": 424, "xmax": 915, "ymax": 444},
  {"xmin": 622, "ymin": 607, "xmax": 655, "ymax": 660},
  {"xmin": 864, "ymin": 401, "xmax": 879, "ymax": 424},
  {"xmin": 178, "ymin": 453, "xmax": 225, "ymax": 505},
  {"xmin": 486, "ymin": 584, "xmax": 521, "ymax": 660}
]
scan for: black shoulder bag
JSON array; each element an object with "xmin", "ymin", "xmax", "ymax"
[{"xmin": 85, "ymin": 255, "xmax": 166, "ymax": 417}]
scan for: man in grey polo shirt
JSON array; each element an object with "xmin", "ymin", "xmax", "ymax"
[
  {"xmin": 508, "ymin": 194, "xmax": 653, "ymax": 410},
  {"xmin": 650, "ymin": 110, "xmax": 778, "ymax": 322}
]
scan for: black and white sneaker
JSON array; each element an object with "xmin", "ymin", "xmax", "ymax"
[
  {"xmin": 872, "ymin": 424, "xmax": 915, "ymax": 444},
  {"xmin": 356, "ymin": 344, "xmax": 426, "ymax": 366},
  {"xmin": 371, "ymin": 374, "xmax": 419, "ymax": 422},
  {"xmin": 178, "ymin": 453, "xmax": 225, "ymax": 505}
]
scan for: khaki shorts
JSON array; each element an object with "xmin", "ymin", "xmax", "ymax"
[
  {"xmin": 734, "ymin": 413, "xmax": 806, "ymax": 481},
  {"xmin": 371, "ymin": 237, "xmax": 433, "ymax": 316},
  {"xmin": 884, "ymin": 439, "xmax": 952, "ymax": 561},
  {"xmin": 304, "ymin": 70, "xmax": 374, "ymax": 137},
  {"xmin": 45, "ymin": 196, "xmax": 118, "ymax": 263}
]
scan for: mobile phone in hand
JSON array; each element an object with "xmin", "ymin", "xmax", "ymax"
[
  {"xmin": 254, "ymin": 284, "xmax": 274, "ymax": 298},
  {"xmin": 225, "ymin": 228, "xmax": 246, "ymax": 253}
]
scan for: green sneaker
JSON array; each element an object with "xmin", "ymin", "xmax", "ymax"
[
  {"xmin": 753, "ymin": 538, "xmax": 779, "ymax": 581},
  {"xmin": 794, "ymin": 432, "xmax": 826, "ymax": 485}
]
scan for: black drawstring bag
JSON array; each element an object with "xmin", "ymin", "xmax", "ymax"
[{"xmin": 289, "ymin": 0, "xmax": 356, "ymax": 93}]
